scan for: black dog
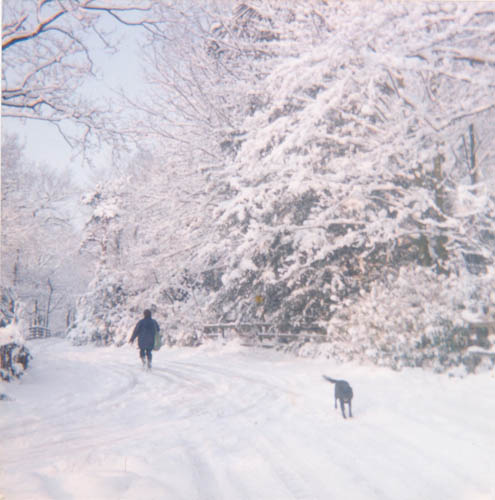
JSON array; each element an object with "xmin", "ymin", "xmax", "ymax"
[{"xmin": 323, "ymin": 375, "xmax": 353, "ymax": 419}]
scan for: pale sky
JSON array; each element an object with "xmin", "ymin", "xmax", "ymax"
[{"xmin": 2, "ymin": 14, "xmax": 146, "ymax": 186}]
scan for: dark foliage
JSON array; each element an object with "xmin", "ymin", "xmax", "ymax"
[{"xmin": 0, "ymin": 343, "xmax": 31, "ymax": 381}]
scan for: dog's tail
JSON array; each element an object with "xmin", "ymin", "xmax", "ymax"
[{"xmin": 322, "ymin": 375, "xmax": 339, "ymax": 384}]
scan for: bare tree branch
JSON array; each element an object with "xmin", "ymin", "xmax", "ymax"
[
  {"xmin": 2, "ymin": 0, "xmax": 165, "ymax": 158},
  {"xmin": 2, "ymin": 8, "xmax": 67, "ymax": 50}
]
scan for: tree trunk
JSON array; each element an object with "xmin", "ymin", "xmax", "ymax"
[
  {"xmin": 469, "ymin": 124, "xmax": 478, "ymax": 185},
  {"xmin": 45, "ymin": 279, "xmax": 54, "ymax": 329}
]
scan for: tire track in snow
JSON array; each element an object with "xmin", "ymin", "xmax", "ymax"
[
  {"xmin": 0, "ymin": 362, "xmax": 139, "ymax": 440},
  {"xmin": 12, "ymin": 358, "xmax": 243, "ymax": 465},
  {"xmin": 145, "ymin": 358, "xmax": 316, "ymax": 499},
  {"xmin": 252, "ymin": 433, "xmax": 328, "ymax": 500},
  {"xmin": 160, "ymin": 356, "xmax": 493, "ymax": 500},
  {"xmin": 1, "ymin": 367, "xmax": 143, "ymax": 465},
  {"xmin": 157, "ymin": 360, "xmax": 287, "ymax": 421},
  {"xmin": 1, "ymin": 353, "xmax": 199, "ymax": 466},
  {"xmin": 161, "ymin": 359, "xmax": 333, "ymax": 499}
]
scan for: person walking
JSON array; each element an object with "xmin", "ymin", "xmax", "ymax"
[{"xmin": 129, "ymin": 309, "xmax": 160, "ymax": 370}]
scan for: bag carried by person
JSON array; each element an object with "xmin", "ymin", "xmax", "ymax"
[{"xmin": 153, "ymin": 321, "xmax": 162, "ymax": 351}]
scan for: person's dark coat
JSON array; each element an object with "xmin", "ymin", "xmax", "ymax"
[{"xmin": 130, "ymin": 317, "xmax": 159, "ymax": 350}]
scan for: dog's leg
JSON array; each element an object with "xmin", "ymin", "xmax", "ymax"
[
  {"xmin": 334, "ymin": 395, "xmax": 338, "ymax": 409},
  {"xmin": 348, "ymin": 399, "xmax": 353, "ymax": 418},
  {"xmin": 339, "ymin": 398, "xmax": 347, "ymax": 419}
]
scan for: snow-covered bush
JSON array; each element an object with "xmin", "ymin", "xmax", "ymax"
[
  {"xmin": 0, "ymin": 341, "xmax": 31, "ymax": 382},
  {"xmin": 0, "ymin": 288, "xmax": 31, "ymax": 382},
  {"xmin": 293, "ymin": 266, "xmax": 495, "ymax": 373},
  {"xmin": 68, "ymin": 264, "xmax": 209, "ymax": 347}
]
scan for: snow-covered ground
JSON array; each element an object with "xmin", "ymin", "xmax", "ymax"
[{"xmin": 1, "ymin": 338, "xmax": 494, "ymax": 500}]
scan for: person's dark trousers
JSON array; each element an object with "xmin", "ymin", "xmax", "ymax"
[{"xmin": 139, "ymin": 348, "xmax": 152, "ymax": 368}]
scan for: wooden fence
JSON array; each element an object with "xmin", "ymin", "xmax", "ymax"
[
  {"xmin": 467, "ymin": 320, "xmax": 495, "ymax": 360},
  {"xmin": 203, "ymin": 323, "xmax": 328, "ymax": 346},
  {"xmin": 26, "ymin": 326, "xmax": 52, "ymax": 340}
]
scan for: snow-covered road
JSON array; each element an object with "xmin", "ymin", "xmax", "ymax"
[{"xmin": 1, "ymin": 338, "xmax": 494, "ymax": 500}]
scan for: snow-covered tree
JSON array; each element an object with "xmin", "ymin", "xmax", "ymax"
[
  {"xmin": 72, "ymin": 147, "xmax": 220, "ymax": 345},
  {"xmin": 195, "ymin": 1, "xmax": 495, "ymax": 366},
  {"xmin": 71, "ymin": 1, "xmax": 494, "ymax": 371},
  {"xmin": 1, "ymin": 134, "xmax": 89, "ymax": 332}
]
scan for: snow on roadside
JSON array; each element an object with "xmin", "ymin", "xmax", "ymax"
[
  {"xmin": 0, "ymin": 321, "xmax": 23, "ymax": 346},
  {"xmin": 1, "ymin": 338, "xmax": 494, "ymax": 500}
]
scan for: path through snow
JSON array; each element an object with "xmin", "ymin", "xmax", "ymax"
[{"xmin": 1, "ymin": 339, "xmax": 494, "ymax": 500}]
